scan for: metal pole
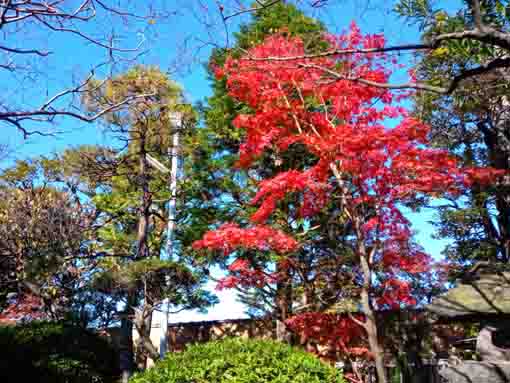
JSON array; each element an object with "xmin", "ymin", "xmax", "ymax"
[
  {"xmin": 165, "ymin": 112, "xmax": 181, "ymax": 261},
  {"xmin": 160, "ymin": 111, "xmax": 182, "ymax": 359}
]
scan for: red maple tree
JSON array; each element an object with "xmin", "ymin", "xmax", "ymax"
[{"xmin": 193, "ymin": 23, "xmax": 503, "ymax": 383}]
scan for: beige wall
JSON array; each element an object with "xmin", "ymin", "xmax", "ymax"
[
  {"xmin": 125, "ymin": 318, "xmax": 274, "ymax": 367},
  {"xmin": 166, "ymin": 318, "xmax": 275, "ymax": 352}
]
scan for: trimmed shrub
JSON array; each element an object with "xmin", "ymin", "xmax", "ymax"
[
  {"xmin": 0, "ymin": 321, "xmax": 120, "ymax": 383},
  {"xmin": 130, "ymin": 338, "xmax": 344, "ymax": 383}
]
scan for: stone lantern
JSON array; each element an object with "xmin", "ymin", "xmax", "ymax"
[{"xmin": 427, "ymin": 271, "xmax": 510, "ymax": 383}]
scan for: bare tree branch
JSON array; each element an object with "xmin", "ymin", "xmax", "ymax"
[
  {"xmin": 220, "ymin": 0, "xmax": 281, "ymax": 21},
  {"xmin": 94, "ymin": 0, "xmax": 160, "ymax": 20},
  {"xmin": 1, "ymin": 92, "xmax": 155, "ymax": 123},
  {"xmin": 297, "ymin": 55, "xmax": 510, "ymax": 94},
  {"xmin": 33, "ymin": 15, "xmax": 146, "ymax": 53},
  {"xmin": 233, "ymin": 0, "xmax": 510, "ymax": 94},
  {"xmin": 0, "ymin": 0, "xmax": 164, "ymax": 136},
  {"xmin": 298, "ymin": 63, "xmax": 446, "ymax": 93},
  {"xmin": 241, "ymin": 43, "xmax": 430, "ymax": 61},
  {"xmin": 0, "ymin": 45, "xmax": 50, "ymax": 56}
]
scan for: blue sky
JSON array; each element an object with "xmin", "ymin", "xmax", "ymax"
[{"xmin": 1, "ymin": 0, "xmax": 459, "ymax": 323}]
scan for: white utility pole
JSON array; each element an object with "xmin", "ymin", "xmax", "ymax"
[
  {"xmin": 144, "ymin": 111, "xmax": 183, "ymax": 359},
  {"xmin": 165, "ymin": 112, "xmax": 182, "ymax": 261},
  {"xmin": 161, "ymin": 111, "xmax": 182, "ymax": 358}
]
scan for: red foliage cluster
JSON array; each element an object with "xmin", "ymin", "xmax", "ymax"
[
  {"xmin": 376, "ymin": 279, "xmax": 416, "ymax": 308},
  {"xmin": 250, "ymin": 163, "xmax": 331, "ymax": 222},
  {"xmin": 286, "ymin": 312, "xmax": 368, "ymax": 357},
  {"xmin": 0, "ymin": 294, "xmax": 46, "ymax": 324},
  {"xmin": 215, "ymin": 259, "xmax": 270, "ymax": 290},
  {"xmin": 193, "ymin": 223, "xmax": 299, "ymax": 255}
]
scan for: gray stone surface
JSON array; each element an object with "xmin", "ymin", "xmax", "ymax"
[
  {"xmin": 439, "ymin": 361, "xmax": 510, "ymax": 383},
  {"xmin": 427, "ymin": 273, "xmax": 510, "ymax": 317}
]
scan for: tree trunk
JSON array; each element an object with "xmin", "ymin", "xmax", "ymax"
[
  {"xmin": 479, "ymin": 119, "xmax": 510, "ymax": 263},
  {"xmin": 359, "ymin": 254, "xmax": 387, "ymax": 383},
  {"xmin": 133, "ymin": 133, "xmax": 156, "ymax": 368},
  {"xmin": 134, "ymin": 306, "xmax": 160, "ymax": 368},
  {"xmin": 275, "ymin": 262, "xmax": 292, "ymax": 343},
  {"xmin": 120, "ymin": 294, "xmax": 136, "ymax": 383},
  {"xmin": 136, "ymin": 135, "xmax": 151, "ymax": 260}
]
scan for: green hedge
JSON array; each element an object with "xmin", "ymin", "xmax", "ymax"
[
  {"xmin": 0, "ymin": 321, "xmax": 119, "ymax": 383},
  {"xmin": 130, "ymin": 338, "xmax": 344, "ymax": 383}
]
